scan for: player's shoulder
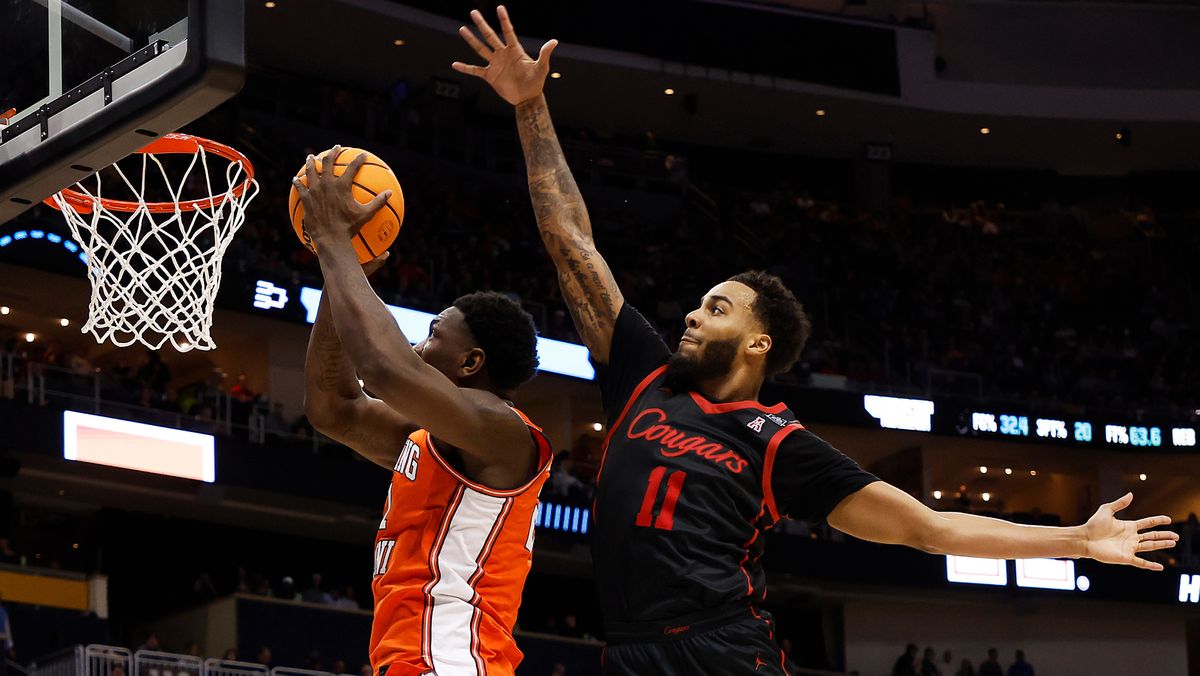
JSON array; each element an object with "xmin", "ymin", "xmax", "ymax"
[{"xmin": 738, "ymin": 405, "xmax": 807, "ymax": 444}]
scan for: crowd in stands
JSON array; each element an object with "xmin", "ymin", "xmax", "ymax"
[
  {"xmin": 222, "ymin": 72, "xmax": 1200, "ymax": 418},
  {"xmin": 893, "ymin": 644, "xmax": 1036, "ymax": 676}
]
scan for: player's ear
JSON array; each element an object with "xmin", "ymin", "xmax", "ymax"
[
  {"xmin": 460, "ymin": 347, "xmax": 486, "ymax": 378},
  {"xmin": 747, "ymin": 333, "xmax": 772, "ymax": 359}
]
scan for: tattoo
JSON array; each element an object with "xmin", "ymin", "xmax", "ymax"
[
  {"xmin": 516, "ymin": 97, "xmax": 622, "ymax": 356},
  {"xmin": 306, "ymin": 301, "xmax": 364, "ymax": 401}
]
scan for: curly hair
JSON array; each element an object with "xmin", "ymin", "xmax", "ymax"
[
  {"xmin": 453, "ymin": 291, "xmax": 540, "ymax": 390},
  {"xmin": 726, "ymin": 271, "xmax": 811, "ymax": 376}
]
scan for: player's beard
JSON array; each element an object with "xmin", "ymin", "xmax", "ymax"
[{"xmin": 666, "ymin": 336, "xmax": 740, "ymax": 392}]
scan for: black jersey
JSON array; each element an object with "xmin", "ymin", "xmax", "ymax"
[{"xmin": 592, "ymin": 304, "xmax": 878, "ymax": 629}]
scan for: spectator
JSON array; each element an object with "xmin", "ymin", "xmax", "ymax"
[
  {"xmin": 135, "ymin": 631, "xmax": 159, "ymax": 652},
  {"xmin": 956, "ymin": 659, "xmax": 976, "ymax": 676},
  {"xmin": 979, "ymin": 648, "xmax": 1003, "ymax": 676},
  {"xmin": 921, "ymin": 646, "xmax": 941, "ymax": 676},
  {"xmin": 0, "ymin": 594, "xmax": 13, "ymax": 661},
  {"xmin": 0, "ymin": 539, "xmax": 17, "ymax": 565},
  {"xmin": 277, "ymin": 576, "xmax": 298, "ymax": 601},
  {"xmin": 256, "ymin": 647, "xmax": 272, "ymax": 668},
  {"xmin": 221, "ymin": 649, "xmax": 238, "ymax": 661},
  {"xmin": 332, "ymin": 660, "xmax": 346, "ymax": 674},
  {"xmin": 264, "ymin": 402, "xmax": 291, "ymax": 441},
  {"xmin": 192, "ymin": 572, "xmax": 217, "ymax": 602},
  {"xmin": 136, "ymin": 349, "xmax": 171, "ymax": 394},
  {"xmin": 185, "ymin": 642, "xmax": 201, "ymax": 658},
  {"xmin": 549, "ymin": 664, "xmax": 566, "ymax": 676},
  {"xmin": 546, "ymin": 451, "xmax": 584, "ymax": 499},
  {"xmin": 893, "ymin": 643, "xmax": 918, "ymax": 676},
  {"xmin": 941, "ymin": 650, "xmax": 954, "ymax": 674},
  {"xmin": 1006, "ymin": 650, "xmax": 1034, "ymax": 676},
  {"xmin": 301, "ymin": 573, "xmax": 332, "ymax": 604},
  {"xmin": 358, "ymin": 665, "xmax": 371, "ymax": 676},
  {"xmin": 333, "ymin": 585, "xmax": 360, "ymax": 610}
]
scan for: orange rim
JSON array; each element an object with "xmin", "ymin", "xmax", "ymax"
[{"xmin": 45, "ymin": 133, "xmax": 256, "ymax": 214}]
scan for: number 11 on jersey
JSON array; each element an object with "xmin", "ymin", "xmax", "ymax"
[{"xmin": 636, "ymin": 466, "xmax": 687, "ymax": 530}]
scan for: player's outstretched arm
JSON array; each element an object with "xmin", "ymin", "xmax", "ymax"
[
  {"xmin": 827, "ymin": 482, "xmax": 1178, "ymax": 571},
  {"xmin": 452, "ymin": 6, "xmax": 624, "ymax": 363},
  {"xmin": 295, "ymin": 148, "xmax": 534, "ymax": 466},
  {"xmin": 304, "ymin": 291, "xmax": 418, "ymax": 469}
]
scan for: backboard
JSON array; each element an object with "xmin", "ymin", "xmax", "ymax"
[{"xmin": 0, "ymin": 0, "xmax": 246, "ymax": 224}]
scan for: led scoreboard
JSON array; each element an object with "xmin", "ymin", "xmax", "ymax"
[{"xmin": 966, "ymin": 408, "xmax": 1193, "ymax": 449}]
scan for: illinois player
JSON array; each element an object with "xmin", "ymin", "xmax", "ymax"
[
  {"xmin": 455, "ymin": 8, "xmax": 1179, "ymax": 675},
  {"xmin": 297, "ymin": 148, "xmax": 552, "ymax": 676}
]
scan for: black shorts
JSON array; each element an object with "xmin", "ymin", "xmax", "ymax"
[{"xmin": 601, "ymin": 606, "xmax": 788, "ymax": 676}]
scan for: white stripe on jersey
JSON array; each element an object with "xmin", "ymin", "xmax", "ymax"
[{"xmin": 428, "ymin": 489, "xmax": 510, "ymax": 675}]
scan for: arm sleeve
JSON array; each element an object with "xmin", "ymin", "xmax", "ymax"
[
  {"xmin": 593, "ymin": 303, "xmax": 671, "ymax": 422},
  {"xmin": 770, "ymin": 428, "xmax": 879, "ymax": 522}
]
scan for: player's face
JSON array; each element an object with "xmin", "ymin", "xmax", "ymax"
[
  {"xmin": 413, "ymin": 307, "xmax": 477, "ymax": 382},
  {"xmin": 668, "ymin": 281, "xmax": 763, "ymax": 382}
]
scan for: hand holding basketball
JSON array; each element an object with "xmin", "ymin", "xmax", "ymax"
[
  {"xmin": 452, "ymin": 6, "xmax": 558, "ymax": 106},
  {"xmin": 291, "ymin": 146, "xmax": 395, "ymax": 254}
]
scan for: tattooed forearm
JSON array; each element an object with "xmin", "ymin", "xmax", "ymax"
[
  {"xmin": 517, "ymin": 95, "xmax": 624, "ymax": 361},
  {"xmin": 305, "ymin": 296, "xmax": 364, "ymax": 403}
]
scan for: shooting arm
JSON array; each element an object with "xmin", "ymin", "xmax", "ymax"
[{"xmin": 316, "ymin": 244, "xmax": 531, "ymax": 462}]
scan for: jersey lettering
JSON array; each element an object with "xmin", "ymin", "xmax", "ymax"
[
  {"xmin": 394, "ymin": 438, "xmax": 421, "ymax": 481},
  {"xmin": 747, "ymin": 417, "xmax": 765, "ymax": 432},
  {"xmin": 373, "ymin": 539, "xmax": 396, "ymax": 577},
  {"xmin": 627, "ymin": 407, "xmax": 748, "ymax": 473}
]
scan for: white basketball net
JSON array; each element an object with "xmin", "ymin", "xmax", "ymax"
[{"xmin": 51, "ymin": 143, "xmax": 259, "ymax": 352}]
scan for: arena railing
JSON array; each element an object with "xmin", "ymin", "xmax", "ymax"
[
  {"xmin": 199, "ymin": 660, "xmax": 267, "ymax": 676},
  {"xmin": 268, "ymin": 668, "xmax": 334, "ymax": 676},
  {"xmin": 0, "ymin": 352, "xmax": 329, "ymax": 451},
  {"xmin": 28, "ymin": 646, "xmax": 83, "ymax": 676},
  {"xmin": 83, "ymin": 646, "xmax": 131, "ymax": 676},
  {"xmin": 132, "ymin": 652, "xmax": 202, "ymax": 676}
]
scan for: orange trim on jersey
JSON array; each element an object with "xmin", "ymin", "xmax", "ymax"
[
  {"xmin": 762, "ymin": 425, "xmax": 802, "ymax": 523},
  {"xmin": 688, "ymin": 391, "xmax": 788, "ymax": 415},
  {"xmin": 424, "ymin": 411, "xmax": 553, "ymax": 498},
  {"xmin": 421, "ymin": 485, "xmax": 465, "ymax": 666}
]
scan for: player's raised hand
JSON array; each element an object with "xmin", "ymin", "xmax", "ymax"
[
  {"xmin": 293, "ymin": 145, "xmax": 392, "ymax": 249},
  {"xmin": 452, "ymin": 6, "xmax": 558, "ymax": 106},
  {"xmin": 1083, "ymin": 492, "xmax": 1178, "ymax": 571}
]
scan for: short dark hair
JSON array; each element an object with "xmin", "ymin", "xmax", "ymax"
[
  {"xmin": 727, "ymin": 270, "xmax": 810, "ymax": 376},
  {"xmin": 453, "ymin": 291, "xmax": 539, "ymax": 390}
]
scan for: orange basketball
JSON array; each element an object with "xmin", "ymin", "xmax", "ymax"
[{"xmin": 289, "ymin": 147, "xmax": 405, "ymax": 264}]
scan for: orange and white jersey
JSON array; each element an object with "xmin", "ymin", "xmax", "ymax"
[{"xmin": 369, "ymin": 407, "xmax": 552, "ymax": 676}]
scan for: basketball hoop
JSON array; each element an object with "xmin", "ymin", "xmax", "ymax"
[{"xmin": 46, "ymin": 133, "xmax": 259, "ymax": 352}]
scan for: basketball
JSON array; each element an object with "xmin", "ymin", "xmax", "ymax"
[{"xmin": 288, "ymin": 147, "xmax": 405, "ymax": 264}]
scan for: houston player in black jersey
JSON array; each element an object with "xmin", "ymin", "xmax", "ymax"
[{"xmin": 454, "ymin": 8, "xmax": 1180, "ymax": 674}]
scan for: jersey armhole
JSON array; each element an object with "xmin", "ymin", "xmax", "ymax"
[
  {"xmin": 762, "ymin": 425, "xmax": 803, "ymax": 524},
  {"xmin": 425, "ymin": 410, "xmax": 553, "ymax": 498}
]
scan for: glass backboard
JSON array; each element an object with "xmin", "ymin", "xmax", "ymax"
[{"xmin": 0, "ymin": 0, "xmax": 246, "ymax": 224}]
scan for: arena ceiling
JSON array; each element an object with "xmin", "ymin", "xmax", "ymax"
[{"xmin": 245, "ymin": 0, "xmax": 1200, "ymax": 173}]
